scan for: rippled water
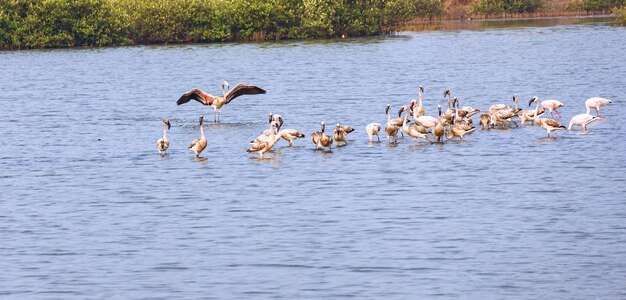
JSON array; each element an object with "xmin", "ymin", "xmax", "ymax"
[{"xmin": 1, "ymin": 19, "xmax": 625, "ymax": 298}]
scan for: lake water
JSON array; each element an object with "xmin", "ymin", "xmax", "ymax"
[{"xmin": 1, "ymin": 17, "xmax": 625, "ymax": 299}]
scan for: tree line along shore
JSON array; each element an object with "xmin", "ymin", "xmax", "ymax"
[{"xmin": 0, "ymin": 0, "xmax": 624, "ymax": 50}]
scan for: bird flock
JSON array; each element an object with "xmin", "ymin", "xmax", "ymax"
[{"xmin": 157, "ymin": 81, "xmax": 613, "ymax": 158}]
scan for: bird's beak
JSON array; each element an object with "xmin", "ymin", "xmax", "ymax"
[
  {"xmin": 199, "ymin": 115, "xmax": 204, "ymax": 125},
  {"xmin": 398, "ymin": 106, "xmax": 405, "ymax": 117},
  {"xmin": 528, "ymin": 98, "xmax": 535, "ymax": 107},
  {"xmin": 385, "ymin": 105, "xmax": 390, "ymax": 115},
  {"xmin": 166, "ymin": 119, "xmax": 171, "ymax": 130},
  {"xmin": 419, "ymin": 86, "xmax": 424, "ymax": 93}
]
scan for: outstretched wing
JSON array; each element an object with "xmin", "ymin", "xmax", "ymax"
[
  {"xmin": 224, "ymin": 84, "xmax": 266, "ymax": 104},
  {"xmin": 177, "ymin": 88, "xmax": 215, "ymax": 106}
]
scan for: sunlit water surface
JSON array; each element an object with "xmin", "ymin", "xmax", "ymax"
[{"xmin": 1, "ymin": 18, "xmax": 625, "ymax": 299}]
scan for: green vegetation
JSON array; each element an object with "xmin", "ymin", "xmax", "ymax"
[
  {"xmin": 471, "ymin": 0, "xmax": 543, "ymax": 14},
  {"xmin": 613, "ymin": 5, "xmax": 626, "ymax": 24},
  {"xmin": 566, "ymin": 0, "xmax": 625, "ymax": 11},
  {"xmin": 0, "ymin": 0, "xmax": 445, "ymax": 49}
]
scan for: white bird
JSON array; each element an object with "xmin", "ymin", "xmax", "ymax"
[
  {"xmin": 365, "ymin": 123, "xmax": 381, "ymax": 142},
  {"xmin": 585, "ymin": 97, "xmax": 612, "ymax": 117},
  {"xmin": 568, "ymin": 113, "xmax": 600, "ymax": 131},
  {"xmin": 532, "ymin": 96, "xmax": 565, "ymax": 119},
  {"xmin": 156, "ymin": 118, "xmax": 171, "ymax": 154},
  {"xmin": 402, "ymin": 109, "xmax": 432, "ymax": 143},
  {"xmin": 189, "ymin": 115, "xmax": 207, "ymax": 157},
  {"xmin": 410, "ymin": 85, "xmax": 426, "ymax": 117}
]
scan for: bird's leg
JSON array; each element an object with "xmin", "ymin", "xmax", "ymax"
[
  {"xmin": 550, "ymin": 111, "xmax": 554, "ymax": 119},
  {"xmin": 596, "ymin": 107, "xmax": 601, "ymax": 117},
  {"xmin": 213, "ymin": 108, "xmax": 217, "ymax": 122},
  {"xmin": 376, "ymin": 135, "xmax": 380, "ymax": 142}
]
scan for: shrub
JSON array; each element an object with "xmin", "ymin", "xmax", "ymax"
[{"xmin": 472, "ymin": 0, "xmax": 543, "ymax": 14}]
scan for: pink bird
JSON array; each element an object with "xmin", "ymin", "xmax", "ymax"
[
  {"xmin": 528, "ymin": 97, "xmax": 565, "ymax": 119},
  {"xmin": 414, "ymin": 115, "xmax": 439, "ymax": 129},
  {"xmin": 585, "ymin": 97, "xmax": 612, "ymax": 117},
  {"xmin": 568, "ymin": 113, "xmax": 600, "ymax": 131}
]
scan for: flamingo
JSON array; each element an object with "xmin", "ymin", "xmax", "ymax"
[
  {"xmin": 585, "ymin": 97, "xmax": 612, "ymax": 117},
  {"xmin": 402, "ymin": 109, "xmax": 432, "ymax": 143},
  {"xmin": 410, "ymin": 85, "xmax": 426, "ymax": 117},
  {"xmin": 247, "ymin": 121, "xmax": 282, "ymax": 158},
  {"xmin": 365, "ymin": 123, "xmax": 382, "ymax": 142},
  {"xmin": 385, "ymin": 104, "xmax": 401, "ymax": 143},
  {"xmin": 156, "ymin": 118, "xmax": 171, "ymax": 154},
  {"xmin": 446, "ymin": 114, "xmax": 476, "ymax": 140},
  {"xmin": 529, "ymin": 96, "xmax": 566, "ymax": 137},
  {"xmin": 279, "ymin": 129, "xmax": 305, "ymax": 146},
  {"xmin": 189, "ymin": 115, "xmax": 207, "ymax": 157},
  {"xmin": 443, "ymin": 90, "xmax": 454, "ymax": 124},
  {"xmin": 434, "ymin": 105, "xmax": 445, "ymax": 143},
  {"xmin": 333, "ymin": 123, "xmax": 348, "ymax": 146},
  {"xmin": 177, "ymin": 81, "xmax": 266, "ymax": 122},
  {"xmin": 532, "ymin": 96, "xmax": 565, "ymax": 119},
  {"xmin": 311, "ymin": 121, "xmax": 333, "ymax": 150},
  {"xmin": 568, "ymin": 113, "xmax": 600, "ymax": 131}
]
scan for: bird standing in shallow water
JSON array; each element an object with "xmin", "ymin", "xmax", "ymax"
[
  {"xmin": 311, "ymin": 121, "xmax": 333, "ymax": 150},
  {"xmin": 568, "ymin": 113, "xmax": 600, "ymax": 131},
  {"xmin": 177, "ymin": 81, "xmax": 266, "ymax": 122},
  {"xmin": 189, "ymin": 115, "xmax": 207, "ymax": 157},
  {"xmin": 157, "ymin": 118, "xmax": 171, "ymax": 154},
  {"xmin": 529, "ymin": 96, "xmax": 566, "ymax": 137},
  {"xmin": 585, "ymin": 97, "xmax": 612, "ymax": 117},
  {"xmin": 365, "ymin": 123, "xmax": 381, "ymax": 142}
]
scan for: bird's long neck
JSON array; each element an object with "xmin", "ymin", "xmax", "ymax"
[
  {"xmin": 447, "ymin": 94, "xmax": 451, "ymax": 110},
  {"xmin": 200, "ymin": 122, "xmax": 205, "ymax": 138},
  {"xmin": 418, "ymin": 91, "xmax": 423, "ymax": 108},
  {"xmin": 585, "ymin": 103, "xmax": 591, "ymax": 115},
  {"xmin": 533, "ymin": 100, "xmax": 541, "ymax": 122},
  {"xmin": 514, "ymin": 97, "xmax": 519, "ymax": 111},
  {"xmin": 221, "ymin": 84, "xmax": 226, "ymax": 97},
  {"xmin": 387, "ymin": 109, "xmax": 391, "ymax": 124},
  {"xmin": 162, "ymin": 125, "xmax": 167, "ymax": 139},
  {"xmin": 402, "ymin": 113, "xmax": 409, "ymax": 129}
]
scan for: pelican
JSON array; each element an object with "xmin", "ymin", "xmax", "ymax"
[
  {"xmin": 568, "ymin": 113, "xmax": 600, "ymax": 131},
  {"xmin": 311, "ymin": 121, "xmax": 333, "ymax": 150},
  {"xmin": 533, "ymin": 96, "xmax": 565, "ymax": 119},
  {"xmin": 434, "ymin": 105, "xmax": 445, "ymax": 142},
  {"xmin": 333, "ymin": 123, "xmax": 348, "ymax": 145},
  {"xmin": 247, "ymin": 121, "xmax": 281, "ymax": 158},
  {"xmin": 365, "ymin": 123, "xmax": 382, "ymax": 142},
  {"xmin": 177, "ymin": 81, "xmax": 266, "ymax": 122},
  {"xmin": 530, "ymin": 96, "xmax": 566, "ymax": 137},
  {"xmin": 189, "ymin": 115, "xmax": 207, "ymax": 157},
  {"xmin": 385, "ymin": 104, "xmax": 400, "ymax": 143},
  {"xmin": 585, "ymin": 97, "xmax": 612, "ymax": 117},
  {"xmin": 402, "ymin": 108, "xmax": 432, "ymax": 143},
  {"xmin": 156, "ymin": 118, "xmax": 171, "ymax": 154}
]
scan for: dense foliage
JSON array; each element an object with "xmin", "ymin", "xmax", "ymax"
[
  {"xmin": 566, "ymin": 0, "xmax": 625, "ymax": 11},
  {"xmin": 471, "ymin": 0, "xmax": 543, "ymax": 14},
  {"xmin": 613, "ymin": 5, "xmax": 626, "ymax": 24},
  {"xmin": 0, "ymin": 0, "xmax": 445, "ymax": 49}
]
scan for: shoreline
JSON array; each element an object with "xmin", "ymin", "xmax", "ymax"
[{"xmin": 0, "ymin": 12, "xmax": 615, "ymax": 51}]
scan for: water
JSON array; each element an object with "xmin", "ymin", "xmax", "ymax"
[{"xmin": 1, "ymin": 18, "xmax": 625, "ymax": 299}]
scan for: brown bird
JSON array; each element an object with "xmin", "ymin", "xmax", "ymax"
[
  {"xmin": 311, "ymin": 121, "xmax": 333, "ymax": 150},
  {"xmin": 189, "ymin": 115, "xmax": 207, "ymax": 157},
  {"xmin": 157, "ymin": 118, "xmax": 171, "ymax": 154},
  {"xmin": 177, "ymin": 81, "xmax": 266, "ymax": 122},
  {"xmin": 434, "ymin": 105, "xmax": 445, "ymax": 142},
  {"xmin": 333, "ymin": 123, "xmax": 348, "ymax": 146}
]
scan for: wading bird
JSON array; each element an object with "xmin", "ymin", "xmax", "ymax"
[
  {"xmin": 247, "ymin": 121, "xmax": 282, "ymax": 158},
  {"xmin": 530, "ymin": 96, "xmax": 566, "ymax": 137},
  {"xmin": 365, "ymin": 123, "xmax": 381, "ymax": 142},
  {"xmin": 177, "ymin": 81, "xmax": 266, "ymax": 122},
  {"xmin": 333, "ymin": 123, "xmax": 348, "ymax": 146},
  {"xmin": 568, "ymin": 113, "xmax": 600, "ymax": 131},
  {"xmin": 585, "ymin": 97, "xmax": 612, "ymax": 117},
  {"xmin": 189, "ymin": 115, "xmax": 207, "ymax": 157},
  {"xmin": 311, "ymin": 121, "xmax": 333, "ymax": 150},
  {"xmin": 157, "ymin": 118, "xmax": 171, "ymax": 154},
  {"xmin": 535, "ymin": 96, "xmax": 565, "ymax": 119}
]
